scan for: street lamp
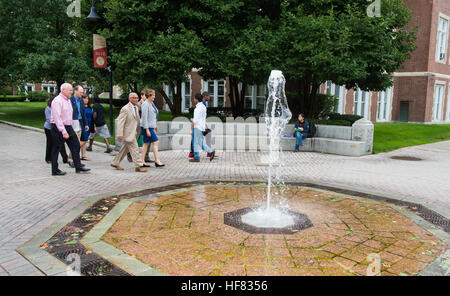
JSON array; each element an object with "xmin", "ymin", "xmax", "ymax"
[
  {"xmin": 86, "ymin": 0, "xmax": 101, "ymax": 21},
  {"xmin": 86, "ymin": 0, "xmax": 114, "ymax": 139}
]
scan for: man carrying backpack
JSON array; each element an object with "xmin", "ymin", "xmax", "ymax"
[{"xmin": 293, "ymin": 113, "xmax": 309, "ymax": 152}]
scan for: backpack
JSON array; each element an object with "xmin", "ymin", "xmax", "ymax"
[{"xmin": 308, "ymin": 122, "xmax": 316, "ymax": 138}]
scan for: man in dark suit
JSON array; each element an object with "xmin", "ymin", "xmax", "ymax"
[{"xmin": 67, "ymin": 85, "xmax": 89, "ymax": 167}]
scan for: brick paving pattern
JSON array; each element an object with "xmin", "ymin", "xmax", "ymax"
[
  {"xmin": 102, "ymin": 185, "xmax": 447, "ymax": 276},
  {"xmin": 0, "ymin": 123, "xmax": 449, "ymax": 275}
]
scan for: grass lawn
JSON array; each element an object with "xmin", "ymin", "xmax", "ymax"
[
  {"xmin": 0, "ymin": 101, "xmax": 174, "ymax": 145},
  {"xmin": 373, "ymin": 122, "xmax": 450, "ymax": 153},
  {"xmin": 2, "ymin": 102, "xmax": 450, "ymax": 153}
]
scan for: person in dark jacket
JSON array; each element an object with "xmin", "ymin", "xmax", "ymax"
[
  {"xmin": 67, "ymin": 85, "xmax": 89, "ymax": 167},
  {"xmin": 293, "ymin": 113, "xmax": 309, "ymax": 152}
]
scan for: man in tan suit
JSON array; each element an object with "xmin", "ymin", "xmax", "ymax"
[{"xmin": 110, "ymin": 93, "xmax": 147, "ymax": 172}]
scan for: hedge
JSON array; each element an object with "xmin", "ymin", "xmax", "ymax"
[{"xmin": 327, "ymin": 113, "xmax": 363, "ymax": 125}]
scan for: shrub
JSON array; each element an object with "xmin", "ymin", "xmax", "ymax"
[
  {"xmin": 0, "ymin": 95, "xmax": 28, "ymax": 102},
  {"xmin": 27, "ymin": 91, "xmax": 50, "ymax": 102},
  {"xmin": 309, "ymin": 119, "xmax": 352, "ymax": 126},
  {"xmin": 327, "ymin": 113, "xmax": 363, "ymax": 125}
]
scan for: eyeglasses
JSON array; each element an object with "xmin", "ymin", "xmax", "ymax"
[{"xmin": 130, "ymin": 96, "xmax": 139, "ymax": 99}]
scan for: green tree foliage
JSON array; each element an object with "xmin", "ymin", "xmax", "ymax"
[
  {"xmin": 101, "ymin": 0, "xmax": 204, "ymax": 116},
  {"xmin": 279, "ymin": 0, "xmax": 417, "ymax": 117},
  {"xmin": 0, "ymin": 0, "xmax": 98, "ymax": 93}
]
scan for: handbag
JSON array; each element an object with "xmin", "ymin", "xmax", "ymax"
[{"xmin": 202, "ymin": 128, "xmax": 211, "ymax": 136}]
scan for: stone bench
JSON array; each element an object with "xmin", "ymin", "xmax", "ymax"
[{"xmin": 116, "ymin": 119, "xmax": 374, "ymax": 156}]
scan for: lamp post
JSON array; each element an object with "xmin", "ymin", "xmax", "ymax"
[{"xmin": 86, "ymin": 0, "xmax": 113, "ymax": 137}]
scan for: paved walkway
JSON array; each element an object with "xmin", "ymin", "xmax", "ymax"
[{"xmin": 0, "ymin": 122, "xmax": 449, "ymax": 275}]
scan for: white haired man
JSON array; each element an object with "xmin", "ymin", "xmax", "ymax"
[
  {"xmin": 110, "ymin": 93, "xmax": 147, "ymax": 172},
  {"xmin": 50, "ymin": 83, "xmax": 90, "ymax": 175}
]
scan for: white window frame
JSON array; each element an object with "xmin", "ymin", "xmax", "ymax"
[
  {"xmin": 24, "ymin": 84, "xmax": 34, "ymax": 94},
  {"xmin": 377, "ymin": 87, "xmax": 393, "ymax": 122},
  {"xmin": 42, "ymin": 84, "xmax": 57, "ymax": 93},
  {"xmin": 436, "ymin": 14, "xmax": 449, "ymax": 63},
  {"xmin": 203, "ymin": 80, "xmax": 226, "ymax": 108},
  {"xmin": 244, "ymin": 84, "xmax": 266, "ymax": 110},
  {"xmin": 354, "ymin": 88, "xmax": 371, "ymax": 119},
  {"xmin": 433, "ymin": 82, "xmax": 445, "ymax": 122},
  {"xmin": 181, "ymin": 79, "xmax": 191, "ymax": 112},
  {"xmin": 446, "ymin": 83, "xmax": 450, "ymax": 122},
  {"xmin": 326, "ymin": 81, "xmax": 345, "ymax": 114}
]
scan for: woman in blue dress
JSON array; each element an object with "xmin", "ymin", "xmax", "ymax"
[
  {"xmin": 80, "ymin": 94, "xmax": 93, "ymax": 161},
  {"xmin": 140, "ymin": 88, "xmax": 165, "ymax": 167}
]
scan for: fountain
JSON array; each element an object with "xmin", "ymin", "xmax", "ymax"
[{"xmin": 240, "ymin": 70, "xmax": 296, "ymax": 229}]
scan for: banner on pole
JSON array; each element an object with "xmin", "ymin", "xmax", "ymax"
[{"xmin": 93, "ymin": 34, "xmax": 107, "ymax": 68}]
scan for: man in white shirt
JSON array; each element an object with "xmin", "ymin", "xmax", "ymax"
[{"xmin": 190, "ymin": 93, "xmax": 215, "ymax": 162}]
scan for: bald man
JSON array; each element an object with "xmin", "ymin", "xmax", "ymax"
[
  {"xmin": 110, "ymin": 93, "xmax": 147, "ymax": 172},
  {"xmin": 50, "ymin": 83, "xmax": 90, "ymax": 175}
]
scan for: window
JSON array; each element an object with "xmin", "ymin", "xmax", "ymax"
[
  {"xmin": 43, "ymin": 85, "xmax": 56, "ymax": 93},
  {"xmin": 182, "ymin": 81, "xmax": 191, "ymax": 112},
  {"xmin": 244, "ymin": 84, "xmax": 266, "ymax": 111},
  {"xmin": 24, "ymin": 85, "xmax": 34, "ymax": 94},
  {"xmin": 433, "ymin": 84, "xmax": 445, "ymax": 121},
  {"xmin": 164, "ymin": 82, "xmax": 191, "ymax": 112},
  {"xmin": 164, "ymin": 85, "xmax": 174, "ymax": 112},
  {"xmin": 436, "ymin": 16, "xmax": 449, "ymax": 62},
  {"xmin": 377, "ymin": 87, "xmax": 392, "ymax": 121},
  {"xmin": 204, "ymin": 80, "xmax": 226, "ymax": 107},
  {"xmin": 326, "ymin": 81, "xmax": 344, "ymax": 113},
  {"xmin": 354, "ymin": 88, "xmax": 370, "ymax": 119},
  {"xmin": 447, "ymin": 86, "xmax": 450, "ymax": 121}
]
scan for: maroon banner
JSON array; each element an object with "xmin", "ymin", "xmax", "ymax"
[{"xmin": 93, "ymin": 34, "xmax": 107, "ymax": 68}]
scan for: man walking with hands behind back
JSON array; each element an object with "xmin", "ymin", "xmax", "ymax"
[
  {"xmin": 50, "ymin": 83, "xmax": 90, "ymax": 176},
  {"xmin": 110, "ymin": 93, "xmax": 147, "ymax": 172}
]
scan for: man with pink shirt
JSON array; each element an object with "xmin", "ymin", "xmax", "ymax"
[{"xmin": 50, "ymin": 83, "xmax": 90, "ymax": 176}]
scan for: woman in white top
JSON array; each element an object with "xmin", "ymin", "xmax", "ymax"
[{"xmin": 140, "ymin": 89, "xmax": 164, "ymax": 167}]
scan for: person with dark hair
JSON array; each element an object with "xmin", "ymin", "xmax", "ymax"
[
  {"xmin": 189, "ymin": 91, "xmax": 216, "ymax": 159},
  {"xmin": 80, "ymin": 95, "xmax": 93, "ymax": 160},
  {"xmin": 293, "ymin": 113, "xmax": 309, "ymax": 152},
  {"xmin": 67, "ymin": 85, "xmax": 89, "ymax": 167},
  {"xmin": 87, "ymin": 96, "xmax": 112, "ymax": 153},
  {"xmin": 44, "ymin": 94, "xmax": 68, "ymax": 164},
  {"xmin": 189, "ymin": 93, "xmax": 215, "ymax": 162}
]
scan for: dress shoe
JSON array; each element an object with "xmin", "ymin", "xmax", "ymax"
[
  {"xmin": 86, "ymin": 146, "xmax": 92, "ymax": 151},
  {"xmin": 69, "ymin": 162, "xmax": 85, "ymax": 168},
  {"xmin": 141, "ymin": 164, "xmax": 151, "ymax": 168},
  {"xmin": 155, "ymin": 162, "xmax": 165, "ymax": 167},
  {"xmin": 76, "ymin": 167, "xmax": 91, "ymax": 173},
  {"xmin": 135, "ymin": 167, "xmax": 147, "ymax": 172},
  {"xmin": 52, "ymin": 170, "xmax": 66, "ymax": 176},
  {"xmin": 209, "ymin": 151, "xmax": 216, "ymax": 162},
  {"xmin": 189, "ymin": 158, "xmax": 200, "ymax": 163},
  {"xmin": 110, "ymin": 164, "xmax": 124, "ymax": 171},
  {"xmin": 104, "ymin": 148, "xmax": 112, "ymax": 153}
]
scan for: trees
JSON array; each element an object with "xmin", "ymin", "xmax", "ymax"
[
  {"xmin": 101, "ymin": 0, "xmax": 204, "ymax": 117},
  {"xmin": 278, "ymin": 0, "xmax": 416, "ymax": 117},
  {"xmin": 0, "ymin": 0, "xmax": 99, "ymax": 93}
]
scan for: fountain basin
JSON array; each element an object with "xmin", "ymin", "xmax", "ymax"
[{"xmin": 224, "ymin": 207, "xmax": 313, "ymax": 235}]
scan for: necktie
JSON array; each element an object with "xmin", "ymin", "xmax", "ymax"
[{"xmin": 132, "ymin": 105, "xmax": 138, "ymax": 119}]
